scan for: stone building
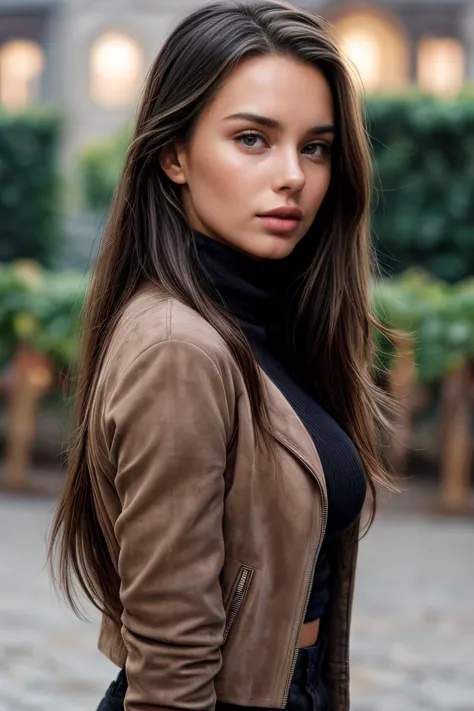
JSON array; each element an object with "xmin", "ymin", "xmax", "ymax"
[{"xmin": 1, "ymin": 0, "xmax": 473, "ymax": 162}]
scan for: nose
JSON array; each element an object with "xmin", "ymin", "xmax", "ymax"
[{"xmin": 272, "ymin": 147, "xmax": 306, "ymax": 194}]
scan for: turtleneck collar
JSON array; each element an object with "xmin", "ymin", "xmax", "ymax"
[{"xmin": 192, "ymin": 230, "xmax": 287, "ymax": 327}]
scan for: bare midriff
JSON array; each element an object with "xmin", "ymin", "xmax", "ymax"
[{"xmin": 298, "ymin": 618, "xmax": 320, "ymax": 648}]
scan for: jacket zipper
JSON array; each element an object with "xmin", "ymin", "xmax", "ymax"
[
  {"xmin": 223, "ymin": 566, "xmax": 253, "ymax": 644},
  {"xmin": 275, "ymin": 433, "xmax": 329, "ymax": 709}
]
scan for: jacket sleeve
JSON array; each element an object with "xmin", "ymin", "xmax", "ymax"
[{"xmin": 106, "ymin": 338, "xmax": 232, "ymax": 711}]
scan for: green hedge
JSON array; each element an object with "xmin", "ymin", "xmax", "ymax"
[
  {"xmin": 368, "ymin": 96, "xmax": 474, "ymax": 282},
  {"xmin": 78, "ymin": 128, "xmax": 129, "ymax": 211},
  {"xmin": 0, "ymin": 110, "xmax": 62, "ymax": 267},
  {"xmin": 78, "ymin": 96, "xmax": 474, "ymax": 282}
]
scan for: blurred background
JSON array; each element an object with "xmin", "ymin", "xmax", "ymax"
[{"xmin": 0, "ymin": 1, "xmax": 474, "ymax": 710}]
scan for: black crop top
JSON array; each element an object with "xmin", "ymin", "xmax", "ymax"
[{"xmin": 193, "ymin": 231, "xmax": 367, "ymax": 623}]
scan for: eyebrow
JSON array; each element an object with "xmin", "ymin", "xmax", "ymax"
[{"xmin": 224, "ymin": 112, "xmax": 335, "ymax": 135}]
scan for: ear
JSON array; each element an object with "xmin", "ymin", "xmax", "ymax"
[{"xmin": 159, "ymin": 143, "xmax": 187, "ymax": 185}]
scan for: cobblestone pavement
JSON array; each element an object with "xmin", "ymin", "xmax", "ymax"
[{"xmin": 0, "ymin": 494, "xmax": 473, "ymax": 711}]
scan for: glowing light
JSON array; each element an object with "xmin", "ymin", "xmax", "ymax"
[
  {"xmin": 340, "ymin": 30, "xmax": 382, "ymax": 91},
  {"xmin": 333, "ymin": 11, "xmax": 409, "ymax": 93},
  {"xmin": 0, "ymin": 40, "xmax": 44, "ymax": 109},
  {"xmin": 90, "ymin": 31, "xmax": 144, "ymax": 109},
  {"xmin": 418, "ymin": 38, "xmax": 465, "ymax": 96}
]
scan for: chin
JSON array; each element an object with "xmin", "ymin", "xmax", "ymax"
[{"xmin": 251, "ymin": 235, "xmax": 300, "ymax": 261}]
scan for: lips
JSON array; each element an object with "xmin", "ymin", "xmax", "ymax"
[
  {"xmin": 258, "ymin": 206, "xmax": 303, "ymax": 220},
  {"xmin": 257, "ymin": 208, "xmax": 303, "ymax": 234}
]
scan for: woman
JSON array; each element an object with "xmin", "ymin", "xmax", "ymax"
[{"xmin": 49, "ymin": 2, "xmax": 395, "ymax": 710}]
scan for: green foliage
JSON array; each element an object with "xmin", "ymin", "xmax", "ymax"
[
  {"xmin": 78, "ymin": 128, "xmax": 130, "ymax": 211},
  {"xmin": 1, "ymin": 259, "xmax": 473, "ymax": 391},
  {"xmin": 0, "ymin": 109, "xmax": 62, "ymax": 266},
  {"xmin": 0, "ymin": 261, "xmax": 88, "ymax": 371},
  {"xmin": 367, "ymin": 95, "xmax": 474, "ymax": 282},
  {"xmin": 373, "ymin": 270, "xmax": 474, "ymax": 384}
]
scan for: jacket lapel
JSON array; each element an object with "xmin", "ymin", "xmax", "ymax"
[{"xmin": 260, "ymin": 371, "xmax": 328, "ymax": 501}]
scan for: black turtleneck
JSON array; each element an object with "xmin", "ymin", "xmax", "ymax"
[{"xmin": 192, "ymin": 230, "xmax": 367, "ymax": 623}]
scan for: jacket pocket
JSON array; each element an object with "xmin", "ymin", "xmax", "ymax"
[{"xmin": 223, "ymin": 565, "xmax": 253, "ymax": 644}]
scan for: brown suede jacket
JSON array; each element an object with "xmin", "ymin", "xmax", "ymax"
[{"xmin": 87, "ymin": 283, "xmax": 360, "ymax": 711}]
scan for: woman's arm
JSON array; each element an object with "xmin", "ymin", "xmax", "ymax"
[{"xmin": 106, "ymin": 338, "xmax": 233, "ymax": 711}]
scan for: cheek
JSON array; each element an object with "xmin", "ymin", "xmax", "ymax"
[
  {"xmin": 309, "ymin": 166, "xmax": 331, "ymax": 205},
  {"xmin": 189, "ymin": 142, "xmax": 249, "ymax": 201}
]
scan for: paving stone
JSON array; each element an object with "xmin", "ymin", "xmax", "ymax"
[{"xmin": 0, "ymin": 494, "xmax": 473, "ymax": 710}]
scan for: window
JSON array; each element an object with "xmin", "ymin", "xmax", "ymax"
[
  {"xmin": 333, "ymin": 11, "xmax": 409, "ymax": 93},
  {"xmin": 0, "ymin": 40, "xmax": 44, "ymax": 109},
  {"xmin": 90, "ymin": 30, "xmax": 144, "ymax": 109},
  {"xmin": 339, "ymin": 29, "xmax": 382, "ymax": 91},
  {"xmin": 418, "ymin": 38, "xmax": 465, "ymax": 97}
]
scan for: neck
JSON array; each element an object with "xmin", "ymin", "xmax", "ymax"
[{"xmin": 192, "ymin": 230, "xmax": 286, "ymax": 327}]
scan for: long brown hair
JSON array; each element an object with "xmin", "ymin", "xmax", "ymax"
[{"xmin": 49, "ymin": 0, "xmax": 396, "ymax": 623}]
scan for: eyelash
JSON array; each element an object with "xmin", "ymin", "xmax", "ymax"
[{"xmin": 235, "ymin": 130, "xmax": 331, "ymax": 157}]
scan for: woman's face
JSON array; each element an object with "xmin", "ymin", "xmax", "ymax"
[{"xmin": 161, "ymin": 54, "xmax": 334, "ymax": 260}]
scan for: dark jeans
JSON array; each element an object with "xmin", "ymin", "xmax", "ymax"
[{"xmin": 97, "ymin": 638, "xmax": 327, "ymax": 711}]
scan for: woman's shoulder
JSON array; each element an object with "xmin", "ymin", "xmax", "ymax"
[
  {"xmin": 108, "ymin": 281, "xmax": 233, "ymax": 374},
  {"xmin": 95, "ymin": 282, "xmax": 239, "ymax": 459}
]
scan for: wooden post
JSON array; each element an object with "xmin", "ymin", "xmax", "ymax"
[
  {"xmin": 388, "ymin": 337, "xmax": 417, "ymax": 475},
  {"xmin": 439, "ymin": 365, "xmax": 473, "ymax": 514},
  {"xmin": 2, "ymin": 347, "xmax": 53, "ymax": 491}
]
